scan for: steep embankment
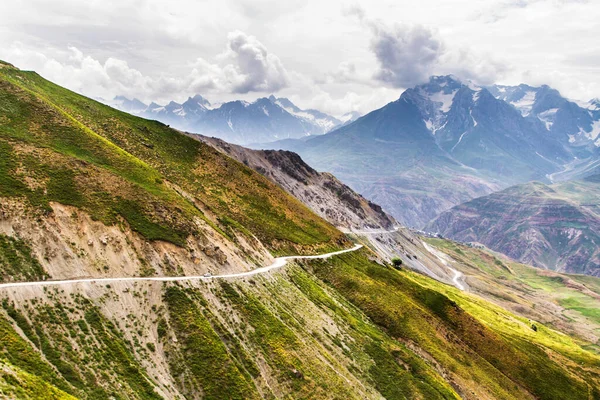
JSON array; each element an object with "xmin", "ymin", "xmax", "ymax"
[
  {"xmin": 199, "ymin": 135, "xmax": 395, "ymax": 230},
  {"xmin": 427, "ymin": 177, "xmax": 600, "ymax": 275}
]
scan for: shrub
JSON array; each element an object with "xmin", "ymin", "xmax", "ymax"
[{"xmin": 391, "ymin": 257, "xmax": 403, "ymax": 269}]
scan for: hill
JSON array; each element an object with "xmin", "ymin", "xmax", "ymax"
[
  {"xmin": 427, "ymin": 176, "xmax": 600, "ymax": 276},
  {"xmin": 2, "ymin": 62, "xmax": 600, "ymax": 399}
]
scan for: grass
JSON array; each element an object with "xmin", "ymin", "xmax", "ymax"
[
  {"xmin": 163, "ymin": 286, "xmax": 259, "ymax": 399},
  {"xmin": 300, "ymin": 249, "xmax": 600, "ymax": 399},
  {"xmin": 286, "ymin": 267, "xmax": 458, "ymax": 399},
  {"xmin": 0, "ymin": 360, "xmax": 76, "ymax": 400},
  {"xmin": 0, "ymin": 67, "xmax": 346, "ymax": 254},
  {"xmin": 0, "ymin": 234, "xmax": 49, "ymax": 282},
  {"xmin": 425, "ymin": 237, "xmax": 600, "ymax": 348}
]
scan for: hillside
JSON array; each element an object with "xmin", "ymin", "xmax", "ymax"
[
  {"xmin": 2, "ymin": 62, "xmax": 600, "ymax": 399},
  {"xmin": 423, "ymin": 238, "xmax": 600, "ymax": 349},
  {"xmin": 198, "ymin": 135, "xmax": 395, "ymax": 230},
  {"xmin": 427, "ymin": 176, "xmax": 600, "ymax": 276}
]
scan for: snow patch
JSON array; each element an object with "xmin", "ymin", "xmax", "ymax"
[
  {"xmin": 586, "ymin": 120, "xmax": 600, "ymax": 141},
  {"xmin": 470, "ymin": 110, "xmax": 478, "ymax": 127},
  {"xmin": 511, "ymin": 91, "xmax": 536, "ymax": 116},
  {"xmin": 425, "ymin": 119, "xmax": 434, "ymax": 131},
  {"xmin": 467, "ymin": 81, "xmax": 481, "ymax": 92},
  {"xmin": 277, "ymin": 103, "xmax": 337, "ymax": 131},
  {"xmin": 261, "ymin": 106, "xmax": 269, "ymax": 116},
  {"xmin": 538, "ymin": 108, "xmax": 558, "ymax": 130},
  {"xmin": 429, "ymin": 90, "xmax": 458, "ymax": 113},
  {"xmin": 451, "ymin": 130, "xmax": 469, "ymax": 152},
  {"xmin": 535, "ymin": 151, "xmax": 554, "ymax": 164},
  {"xmin": 227, "ymin": 119, "xmax": 233, "ymax": 130}
]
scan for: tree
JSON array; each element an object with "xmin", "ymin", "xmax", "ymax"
[{"xmin": 391, "ymin": 257, "xmax": 403, "ymax": 269}]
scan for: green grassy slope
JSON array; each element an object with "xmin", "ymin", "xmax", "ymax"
[
  {"xmin": 300, "ymin": 249, "xmax": 600, "ymax": 399},
  {"xmin": 424, "ymin": 238, "xmax": 600, "ymax": 353},
  {"xmin": 0, "ymin": 63, "xmax": 345, "ymax": 255}
]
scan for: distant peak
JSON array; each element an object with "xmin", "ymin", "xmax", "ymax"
[{"xmin": 268, "ymin": 94, "xmax": 277, "ymax": 102}]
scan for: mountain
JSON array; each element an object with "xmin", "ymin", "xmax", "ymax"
[
  {"xmin": 198, "ymin": 135, "xmax": 396, "ymax": 230},
  {"xmin": 3, "ymin": 61, "xmax": 600, "ymax": 398},
  {"xmin": 112, "ymin": 95, "xmax": 148, "ymax": 114},
  {"xmin": 426, "ymin": 175, "xmax": 600, "ymax": 276},
  {"xmin": 269, "ymin": 95, "xmax": 342, "ymax": 132},
  {"xmin": 259, "ymin": 75, "xmax": 600, "ymax": 227},
  {"xmin": 112, "ymin": 94, "xmax": 342, "ymax": 145},
  {"xmin": 488, "ymin": 83, "xmax": 600, "ymax": 154}
]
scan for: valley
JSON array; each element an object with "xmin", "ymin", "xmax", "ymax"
[{"xmin": 1, "ymin": 60, "xmax": 600, "ymax": 400}]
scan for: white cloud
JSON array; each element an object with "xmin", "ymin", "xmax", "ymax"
[
  {"xmin": 344, "ymin": 7, "xmax": 508, "ymax": 88},
  {"xmin": 217, "ymin": 30, "xmax": 289, "ymax": 93},
  {"xmin": 0, "ymin": 31, "xmax": 290, "ymax": 104},
  {"xmin": 1, "ymin": 0, "xmax": 599, "ymax": 113},
  {"xmin": 370, "ymin": 23, "xmax": 444, "ymax": 87}
]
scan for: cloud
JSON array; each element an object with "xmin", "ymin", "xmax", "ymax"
[
  {"xmin": 344, "ymin": 6, "xmax": 508, "ymax": 89},
  {"xmin": 176, "ymin": 31, "xmax": 291, "ymax": 95},
  {"xmin": 1, "ymin": 30, "xmax": 290, "ymax": 104},
  {"xmin": 220, "ymin": 30, "xmax": 289, "ymax": 93},
  {"xmin": 370, "ymin": 23, "xmax": 444, "ymax": 87}
]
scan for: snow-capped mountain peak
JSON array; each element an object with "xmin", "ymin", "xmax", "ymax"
[{"xmin": 112, "ymin": 94, "xmax": 343, "ymax": 144}]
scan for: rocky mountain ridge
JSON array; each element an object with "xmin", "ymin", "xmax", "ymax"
[
  {"xmin": 198, "ymin": 135, "xmax": 396, "ymax": 231},
  {"xmin": 111, "ymin": 94, "xmax": 345, "ymax": 145}
]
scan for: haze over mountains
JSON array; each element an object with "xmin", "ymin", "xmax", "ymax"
[
  {"xmin": 261, "ymin": 75, "xmax": 600, "ymax": 227},
  {"xmin": 111, "ymin": 94, "xmax": 357, "ymax": 145}
]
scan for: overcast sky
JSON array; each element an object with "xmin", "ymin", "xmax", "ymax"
[{"xmin": 1, "ymin": 0, "xmax": 598, "ymax": 116}]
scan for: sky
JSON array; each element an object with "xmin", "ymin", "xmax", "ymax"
[{"xmin": 1, "ymin": 0, "xmax": 599, "ymax": 117}]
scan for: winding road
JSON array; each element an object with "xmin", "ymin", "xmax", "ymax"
[
  {"xmin": 0, "ymin": 244, "xmax": 363, "ymax": 290},
  {"xmin": 422, "ymin": 242, "xmax": 466, "ymax": 291}
]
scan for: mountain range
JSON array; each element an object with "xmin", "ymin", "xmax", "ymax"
[
  {"xmin": 4, "ymin": 60, "xmax": 600, "ymax": 398},
  {"xmin": 259, "ymin": 75, "xmax": 600, "ymax": 227},
  {"xmin": 111, "ymin": 94, "xmax": 358, "ymax": 145}
]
